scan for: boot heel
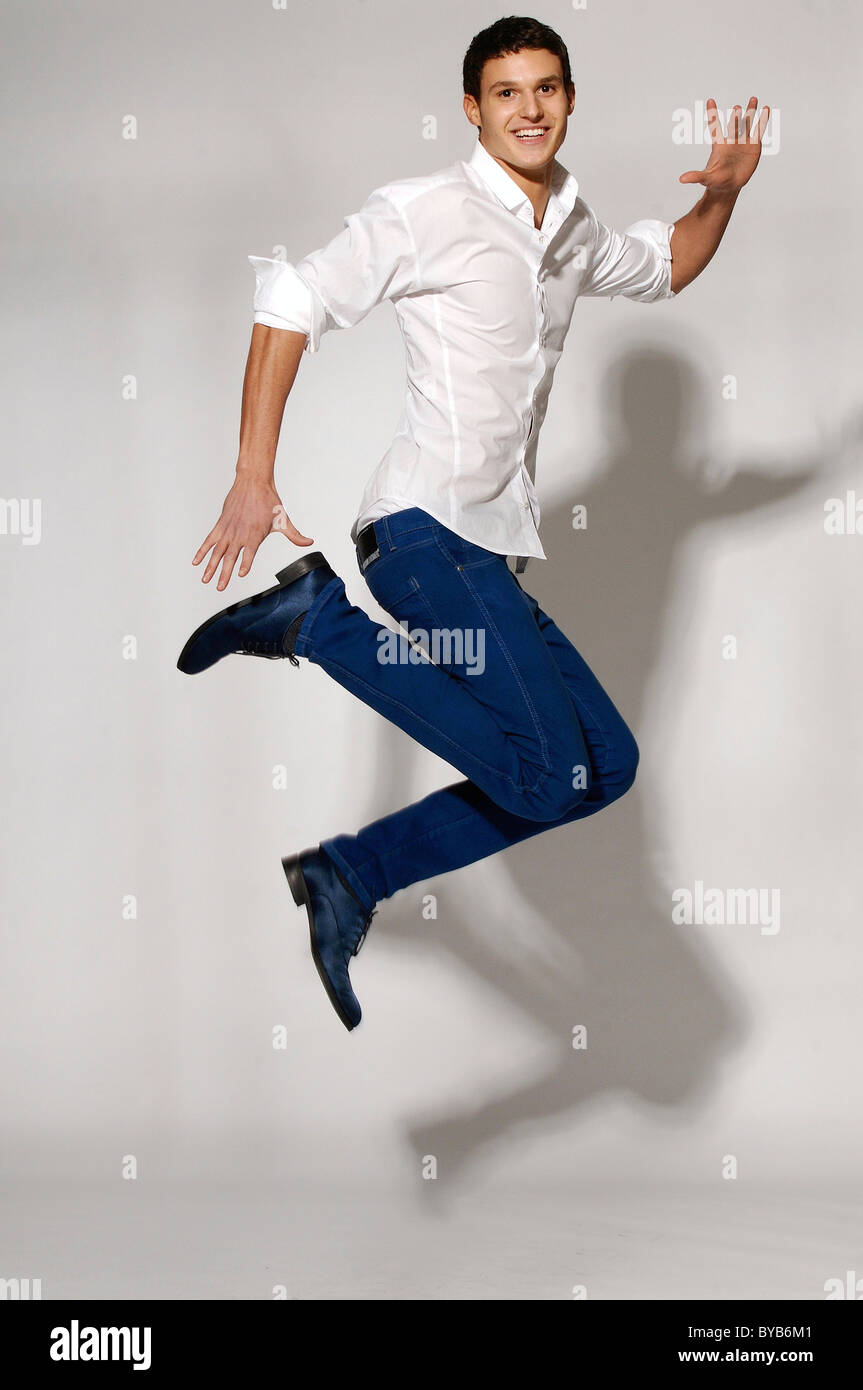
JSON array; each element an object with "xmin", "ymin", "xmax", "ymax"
[
  {"xmin": 275, "ymin": 551, "xmax": 331, "ymax": 586},
  {"xmin": 281, "ymin": 854, "xmax": 306, "ymax": 907}
]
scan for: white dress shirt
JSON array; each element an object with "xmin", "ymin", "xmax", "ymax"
[{"xmin": 248, "ymin": 136, "xmax": 675, "ymax": 566}]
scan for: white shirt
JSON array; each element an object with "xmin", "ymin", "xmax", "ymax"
[{"xmin": 248, "ymin": 136, "xmax": 675, "ymax": 565}]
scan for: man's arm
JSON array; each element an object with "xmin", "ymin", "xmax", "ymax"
[
  {"xmin": 193, "ymin": 324, "xmax": 313, "ymax": 591},
  {"xmin": 579, "ymin": 215, "xmax": 676, "ymax": 303},
  {"xmin": 237, "ymin": 323, "xmax": 307, "ymax": 469},
  {"xmin": 668, "ymin": 187, "xmax": 739, "ymax": 294},
  {"xmin": 669, "ymin": 96, "xmax": 770, "ymax": 294},
  {"xmin": 192, "ymin": 185, "xmax": 423, "ymax": 590}
]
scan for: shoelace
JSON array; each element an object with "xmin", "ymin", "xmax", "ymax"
[
  {"xmin": 238, "ymin": 637, "xmax": 299, "ymax": 666},
  {"xmin": 351, "ymin": 906, "xmax": 378, "ymax": 956}
]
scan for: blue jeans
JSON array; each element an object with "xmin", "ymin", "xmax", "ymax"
[{"xmin": 291, "ymin": 506, "xmax": 639, "ymax": 911}]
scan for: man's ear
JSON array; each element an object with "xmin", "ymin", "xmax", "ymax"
[{"xmin": 463, "ymin": 93, "xmax": 481, "ymax": 131}]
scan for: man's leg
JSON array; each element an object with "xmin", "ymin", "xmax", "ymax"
[
  {"xmin": 290, "ymin": 509, "xmax": 595, "ymax": 906},
  {"xmin": 321, "ymin": 573, "xmax": 640, "ymax": 904}
]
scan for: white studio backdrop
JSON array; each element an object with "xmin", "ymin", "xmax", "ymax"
[{"xmin": 1, "ymin": 0, "xmax": 861, "ymax": 1241}]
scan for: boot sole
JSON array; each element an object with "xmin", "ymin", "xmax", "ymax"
[
  {"xmin": 177, "ymin": 551, "xmax": 332, "ymax": 673},
  {"xmin": 282, "ymin": 850, "xmax": 357, "ymax": 1032}
]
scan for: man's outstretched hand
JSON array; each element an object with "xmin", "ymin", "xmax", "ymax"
[
  {"xmin": 679, "ymin": 96, "xmax": 770, "ymax": 196},
  {"xmin": 192, "ymin": 472, "xmax": 314, "ymax": 591}
]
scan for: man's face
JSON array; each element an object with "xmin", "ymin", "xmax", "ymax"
[{"xmin": 464, "ymin": 47, "xmax": 575, "ymax": 173}]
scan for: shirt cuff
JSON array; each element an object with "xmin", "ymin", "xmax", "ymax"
[
  {"xmin": 247, "ymin": 255, "xmax": 319, "ymax": 350},
  {"xmin": 622, "ymin": 218, "xmax": 676, "ymax": 299}
]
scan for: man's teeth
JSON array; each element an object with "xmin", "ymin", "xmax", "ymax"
[{"xmin": 514, "ymin": 128, "xmax": 547, "ymax": 138}]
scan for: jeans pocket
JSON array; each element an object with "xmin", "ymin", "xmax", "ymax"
[
  {"xmin": 372, "ymin": 569, "xmax": 423, "ymax": 613},
  {"xmin": 364, "ymin": 549, "xmax": 414, "ymax": 609},
  {"xmin": 365, "ymin": 557, "xmax": 441, "ymax": 640}
]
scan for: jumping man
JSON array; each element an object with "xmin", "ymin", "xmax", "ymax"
[{"xmin": 177, "ymin": 16, "xmax": 769, "ymax": 1030}]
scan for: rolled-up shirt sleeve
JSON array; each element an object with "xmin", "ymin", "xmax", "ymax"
[
  {"xmin": 248, "ymin": 186, "xmax": 422, "ymax": 353},
  {"xmin": 249, "ymin": 257, "xmax": 315, "ymax": 339},
  {"xmin": 580, "ymin": 210, "xmax": 676, "ymax": 302}
]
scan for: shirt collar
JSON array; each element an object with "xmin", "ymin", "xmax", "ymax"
[{"xmin": 467, "ymin": 135, "xmax": 579, "ymax": 228}]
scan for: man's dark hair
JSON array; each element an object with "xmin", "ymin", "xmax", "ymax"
[{"xmin": 462, "ymin": 15, "xmax": 573, "ymax": 103}]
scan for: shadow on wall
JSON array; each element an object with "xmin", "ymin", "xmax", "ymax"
[{"xmin": 340, "ymin": 342, "xmax": 835, "ymax": 1193}]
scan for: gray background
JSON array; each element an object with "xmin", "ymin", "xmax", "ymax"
[{"xmin": 1, "ymin": 0, "xmax": 861, "ymax": 1299}]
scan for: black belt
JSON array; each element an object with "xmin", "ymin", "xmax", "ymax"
[
  {"xmin": 356, "ymin": 517, "xmax": 529, "ymax": 575},
  {"xmin": 356, "ymin": 520, "xmax": 381, "ymax": 571}
]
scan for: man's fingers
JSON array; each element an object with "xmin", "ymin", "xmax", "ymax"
[
  {"xmin": 194, "ymin": 496, "xmax": 315, "ymax": 588},
  {"xmin": 270, "ymin": 504, "xmax": 314, "ymax": 545},
  {"xmin": 743, "ymin": 96, "xmax": 758, "ymax": 139},
  {"xmin": 706, "ymin": 97, "xmax": 722, "ymax": 143},
  {"xmin": 192, "ymin": 528, "xmax": 218, "ymax": 566},
  {"xmin": 216, "ymin": 546, "xmax": 241, "ymax": 591},
  {"xmin": 757, "ymin": 105, "xmax": 770, "ymax": 141},
  {"xmin": 202, "ymin": 540, "xmax": 228, "ymax": 584},
  {"xmin": 237, "ymin": 542, "xmax": 259, "ymax": 578}
]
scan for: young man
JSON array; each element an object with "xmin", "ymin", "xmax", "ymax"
[{"xmin": 177, "ymin": 16, "xmax": 769, "ymax": 1031}]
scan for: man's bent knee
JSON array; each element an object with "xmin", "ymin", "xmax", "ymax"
[
  {"xmin": 607, "ymin": 730, "xmax": 640, "ymax": 803},
  {"xmin": 508, "ymin": 762, "xmax": 592, "ymax": 823}
]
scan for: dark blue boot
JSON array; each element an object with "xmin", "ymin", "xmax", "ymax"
[
  {"xmin": 177, "ymin": 551, "xmax": 336, "ymax": 674},
  {"xmin": 281, "ymin": 846, "xmax": 377, "ymax": 1031}
]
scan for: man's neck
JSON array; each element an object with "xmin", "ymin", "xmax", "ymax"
[{"xmin": 480, "ymin": 137, "xmax": 554, "ymax": 229}]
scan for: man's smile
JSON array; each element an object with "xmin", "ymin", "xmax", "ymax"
[{"xmin": 510, "ymin": 125, "xmax": 551, "ymax": 144}]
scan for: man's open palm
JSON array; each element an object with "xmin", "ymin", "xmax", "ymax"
[
  {"xmin": 192, "ymin": 474, "xmax": 314, "ymax": 591},
  {"xmin": 679, "ymin": 96, "xmax": 770, "ymax": 196}
]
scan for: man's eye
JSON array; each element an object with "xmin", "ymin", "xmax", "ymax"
[{"xmin": 497, "ymin": 84, "xmax": 556, "ymax": 98}]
